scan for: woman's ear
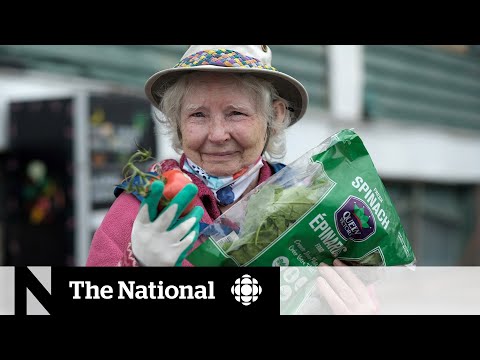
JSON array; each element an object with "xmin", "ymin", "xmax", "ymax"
[
  {"xmin": 269, "ymin": 100, "xmax": 286, "ymax": 136},
  {"xmin": 273, "ymin": 100, "xmax": 286, "ymax": 124}
]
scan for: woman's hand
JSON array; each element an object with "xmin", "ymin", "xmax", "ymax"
[
  {"xmin": 131, "ymin": 180, "xmax": 204, "ymax": 266},
  {"xmin": 316, "ymin": 259, "xmax": 380, "ymax": 315}
]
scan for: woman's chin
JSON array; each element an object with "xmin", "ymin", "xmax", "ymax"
[
  {"xmin": 200, "ymin": 159, "xmax": 241, "ymax": 177},
  {"xmin": 204, "ymin": 167, "xmax": 236, "ymax": 177}
]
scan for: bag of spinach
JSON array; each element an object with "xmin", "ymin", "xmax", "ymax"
[{"xmin": 187, "ymin": 129, "xmax": 415, "ymax": 268}]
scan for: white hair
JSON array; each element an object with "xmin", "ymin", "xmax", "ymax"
[{"xmin": 151, "ymin": 72, "xmax": 292, "ymax": 161}]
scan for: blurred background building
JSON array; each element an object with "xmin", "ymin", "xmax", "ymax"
[{"xmin": 0, "ymin": 45, "xmax": 478, "ymax": 266}]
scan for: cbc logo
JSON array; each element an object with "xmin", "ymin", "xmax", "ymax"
[{"xmin": 231, "ymin": 274, "xmax": 262, "ymax": 306}]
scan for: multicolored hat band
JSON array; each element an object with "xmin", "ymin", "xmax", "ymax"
[
  {"xmin": 144, "ymin": 45, "xmax": 309, "ymax": 125},
  {"xmin": 175, "ymin": 49, "xmax": 278, "ymax": 71}
]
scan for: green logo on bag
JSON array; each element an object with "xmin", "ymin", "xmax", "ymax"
[
  {"xmin": 272, "ymin": 256, "xmax": 289, "ymax": 266},
  {"xmin": 335, "ymin": 196, "xmax": 376, "ymax": 242}
]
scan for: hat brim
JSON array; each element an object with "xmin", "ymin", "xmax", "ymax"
[{"xmin": 144, "ymin": 65, "xmax": 309, "ymax": 126}]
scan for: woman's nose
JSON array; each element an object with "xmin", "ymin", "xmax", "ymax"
[{"xmin": 208, "ymin": 117, "xmax": 231, "ymax": 143}]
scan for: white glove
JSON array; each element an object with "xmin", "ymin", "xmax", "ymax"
[{"xmin": 131, "ymin": 181, "xmax": 204, "ymax": 266}]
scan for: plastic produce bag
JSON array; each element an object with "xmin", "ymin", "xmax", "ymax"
[{"xmin": 187, "ymin": 129, "xmax": 415, "ymax": 267}]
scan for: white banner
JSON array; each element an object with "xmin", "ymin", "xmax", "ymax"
[{"xmin": 280, "ymin": 266, "xmax": 480, "ymax": 315}]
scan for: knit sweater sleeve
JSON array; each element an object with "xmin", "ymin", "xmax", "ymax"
[{"xmin": 86, "ymin": 192, "xmax": 140, "ymax": 266}]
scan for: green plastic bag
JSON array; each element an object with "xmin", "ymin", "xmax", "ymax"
[{"xmin": 187, "ymin": 129, "xmax": 415, "ymax": 267}]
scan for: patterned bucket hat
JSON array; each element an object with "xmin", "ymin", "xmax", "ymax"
[{"xmin": 144, "ymin": 45, "xmax": 309, "ymax": 125}]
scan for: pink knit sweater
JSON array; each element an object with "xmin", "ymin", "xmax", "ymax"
[{"xmin": 86, "ymin": 155, "xmax": 274, "ymax": 267}]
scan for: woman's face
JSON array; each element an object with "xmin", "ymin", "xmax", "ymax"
[{"xmin": 180, "ymin": 74, "xmax": 268, "ymax": 177}]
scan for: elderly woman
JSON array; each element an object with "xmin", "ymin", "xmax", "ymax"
[
  {"xmin": 86, "ymin": 45, "xmax": 308, "ymax": 267},
  {"xmin": 86, "ymin": 45, "xmax": 379, "ymax": 314}
]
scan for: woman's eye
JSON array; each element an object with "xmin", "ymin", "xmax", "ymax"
[
  {"xmin": 231, "ymin": 111, "xmax": 245, "ymax": 116},
  {"xmin": 192, "ymin": 112, "xmax": 205, "ymax": 117}
]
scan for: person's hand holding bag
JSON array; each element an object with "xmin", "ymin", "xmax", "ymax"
[
  {"xmin": 131, "ymin": 180, "xmax": 204, "ymax": 266},
  {"xmin": 316, "ymin": 259, "xmax": 380, "ymax": 314}
]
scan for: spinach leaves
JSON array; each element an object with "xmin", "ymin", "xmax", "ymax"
[{"xmin": 224, "ymin": 172, "xmax": 330, "ymax": 265}]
